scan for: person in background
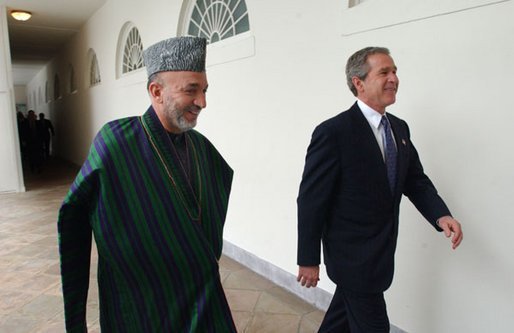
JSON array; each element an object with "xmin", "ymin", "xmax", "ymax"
[
  {"xmin": 37, "ymin": 113, "xmax": 55, "ymax": 160},
  {"xmin": 58, "ymin": 36, "xmax": 236, "ymax": 332},
  {"xmin": 16, "ymin": 111, "xmax": 28, "ymax": 162},
  {"xmin": 296, "ymin": 47, "xmax": 463, "ymax": 332},
  {"xmin": 26, "ymin": 110, "xmax": 42, "ymax": 173}
]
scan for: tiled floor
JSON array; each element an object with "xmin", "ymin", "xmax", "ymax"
[{"xmin": 0, "ymin": 158, "xmax": 324, "ymax": 332}]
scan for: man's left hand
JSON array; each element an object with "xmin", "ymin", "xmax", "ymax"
[{"xmin": 438, "ymin": 216, "xmax": 463, "ymax": 250}]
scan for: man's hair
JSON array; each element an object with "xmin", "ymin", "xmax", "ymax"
[{"xmin": 345, "ymin": 47, "xmax": 390, "ymax": 96}]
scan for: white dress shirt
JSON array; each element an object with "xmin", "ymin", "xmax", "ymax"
[{"xmin": 357, "ymin": 99, "xmax": 394, "ymax": 161}]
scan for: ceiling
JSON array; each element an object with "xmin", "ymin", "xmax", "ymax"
[{"xmin": 2, "ymin": 0, "xmax": 107, "ymax": 84}]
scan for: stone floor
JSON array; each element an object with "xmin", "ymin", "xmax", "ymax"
[{"xmin": 0, "ymin": 158, "xmax": 324, "ymax": 332}]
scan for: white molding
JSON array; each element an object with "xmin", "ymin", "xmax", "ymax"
[
  {"xmin": 222, "ymin": 239, "xmax": 332, "ymax": 311},
  {"xmin": 206, "ymin": 32, "xmax": 255, "ymax": 67},
  {"xmin": 222, "ymin": 240, "xmax": 408, "ymax": 332}
]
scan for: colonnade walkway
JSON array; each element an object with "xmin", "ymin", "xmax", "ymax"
[{"xmin": 0, "ymin": 158, "xmax": 324, "ymax": 332}]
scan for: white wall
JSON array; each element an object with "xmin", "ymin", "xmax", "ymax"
[
  {"xmin": 22, "ymin": 0, "xmax": 514, "ymax": 332},
  {"xmin": 13, "ymin": 85, "xmax": 26, "ymax": 105},
  {"xmin": 0, "ymin": 5, "xmax": 24, "ymax": 193}
]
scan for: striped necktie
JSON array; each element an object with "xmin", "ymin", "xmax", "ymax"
[{"xmin": 381, "ymin": 116, "xmax": 397, "ymax": 192}]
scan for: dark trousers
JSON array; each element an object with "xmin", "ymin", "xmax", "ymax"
[
  {"xmin": 318, "ymin": 287, "xmax": 390, "ymax": 333},
  {"xmin": 42, "ymin": 137, "xmax": 51, "ymax": 158}
]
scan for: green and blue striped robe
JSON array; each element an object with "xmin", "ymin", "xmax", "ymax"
[{"xmin": 58, "ymin": 107, "xmax": 236, "ymax": 332}]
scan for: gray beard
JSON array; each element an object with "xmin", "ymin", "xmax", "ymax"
[
  {"xmin": 175, "ymin": 110, "xmax": 196, "ymax": 132},
  {"xmin": 163, "ymin": 98, "xmax": 197, "ymax": 133}
]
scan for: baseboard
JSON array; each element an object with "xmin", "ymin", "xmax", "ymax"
[
  {"xmin": 223, "ymin": 240, "xmax": 333, "ymax": 311},
  {"xmin": 222, "ymin": 239, "xmax": 408, "ymax": 333}
]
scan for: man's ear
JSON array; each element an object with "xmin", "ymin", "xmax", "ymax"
[
  {"xmin": 351, "ymin": 76, "xmax": 363, "ymax": 93},
  {"xmin": 148, "ymin": 81, "xmax": 163, "ymax": 103}
]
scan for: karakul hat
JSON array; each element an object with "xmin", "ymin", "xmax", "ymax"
[{"xmin": 143, "ymin": 36, "xmax": 207, "ymax": 77}]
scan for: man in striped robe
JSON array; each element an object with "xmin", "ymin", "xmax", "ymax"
[{"xmin": 58, "ymin": 37, "xmax": 236, "ymax": 332}]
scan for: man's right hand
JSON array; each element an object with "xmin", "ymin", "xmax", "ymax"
[{"xmin": 297, "ymin": 266, "xmax": 320, "ymax": 288}]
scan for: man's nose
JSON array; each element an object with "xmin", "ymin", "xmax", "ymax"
[
  {"xmin": 388, "ymin": 73, "xmax": 399, "ymax": 83},
  {"xmin": 194, "ymin": 93, "xmax": 207, "ymax": 109}
]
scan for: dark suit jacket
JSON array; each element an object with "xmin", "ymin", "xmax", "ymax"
[{"xmin": 297, "ymin": 102, "xmax": 451, "ymax": 294}]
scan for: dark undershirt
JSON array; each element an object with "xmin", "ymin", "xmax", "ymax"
[{"xmin": 167, "ymin": 132, "xmax": 190, "ymax": 179}]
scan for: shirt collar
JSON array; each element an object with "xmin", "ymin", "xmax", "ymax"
[{"xmin": 357, "ymin": 99, "xmax": 387, "ymax": 130}]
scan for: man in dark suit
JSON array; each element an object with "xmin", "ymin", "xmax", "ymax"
[
  {"xmin": 296, "ymin": 47, "xmax": 463, "ymax": 332},
  {"xmin": 37, "ymin": 113, "xmax": 55, "ymax": 159}
]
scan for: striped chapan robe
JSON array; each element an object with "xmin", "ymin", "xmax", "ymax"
[{"xmin": 58, "ymin": 107, "xmax": 236, "ymax": 332}]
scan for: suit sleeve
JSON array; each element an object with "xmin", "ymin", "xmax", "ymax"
[
  {"xmin": 297, "ymin": 123, "xmax": 340, "ymax": 266},
  {"xmin": 402, "ymin": 124, "xmax": 451, "ymax": 231},
  {"xmin": 58, "ymin": 154, "xmax": 99, "ymax": 332}
]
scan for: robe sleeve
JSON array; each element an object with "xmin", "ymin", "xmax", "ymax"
[{"xmin": 58, "ymin": 156, "xmax": 99, "ymax": 332}]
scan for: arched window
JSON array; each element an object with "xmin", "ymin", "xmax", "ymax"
[
  {"xmin": 186, "ymin": 0, "xmax": 250, "ymax": 44},
  {"xmin": 69, "ymin": 64, "xmax": 77, "ymax": 93},
  {"xmin": 45, "ymin": 81, "xmax": 50, "ymax": 103},
  {"xmin": 178, "ymin": 0, "xmax": 254, "ymax": 66},
  {"xmin": 88, "ymin": 49, "xmax": 101, "ymax": 86},
  {"xmin": 54, "ymin": 74, "xmax": 61, "ymax": 100},
  {"xmin": 116, "ymin": 22, "xmax": 144, "ymax": 78}
]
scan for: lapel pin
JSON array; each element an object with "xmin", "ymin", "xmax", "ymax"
[{"xmin": 402, "ymin": 139, "xmax": 406, "ymax": 146}]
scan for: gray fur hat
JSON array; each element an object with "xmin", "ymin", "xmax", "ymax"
[{"xmin": 143, "ymin": 36, "xmax": 207, "ymax": 77}]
